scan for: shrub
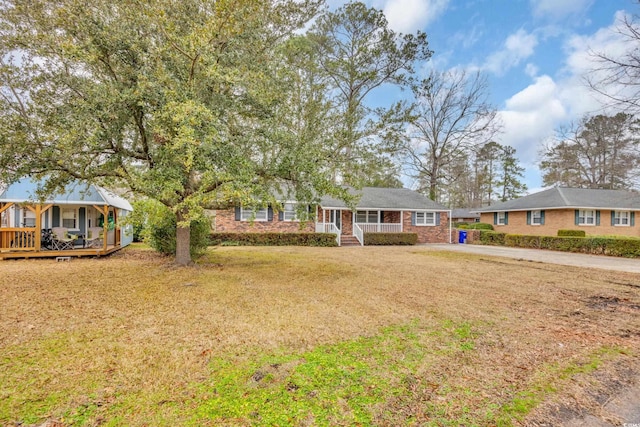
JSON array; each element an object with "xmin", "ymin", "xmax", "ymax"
[
  {"xmin": 465, "ymin": 222, "xmax": 493, "ymax": 230},
  {"xmin": 478, "ymin": 231, "xmax": 506, "ymax": 245},
  {"xmin": 501, "ymin": 233, "xmax": 640, "ymax": 258},
  {"xmin": 129, "ymin": 199, "xmax": 211, "ymax": 258},
  {"xmin": 364, "ymin": 233, "xmax": 418, "ymax": 245},
  {"xmin": 209, "ymin": 232, "xmax": 338, "ymax": 247},
  {"xmin": 558, "ymin": 229, "xmax": 586, "ymax": 237}
]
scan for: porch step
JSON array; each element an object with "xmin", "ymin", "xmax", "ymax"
[{"xmin": 340, "ymin": 235, "xmax": 361, "ymax": 247}]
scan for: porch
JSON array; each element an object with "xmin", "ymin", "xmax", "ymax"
[
  {"xmin": 0, "ymin": 201, "xmax": 125, "ymax": 260},
  {"xmin": 315, "ymin": 208, "xmax": 404, "ymax": 246}
]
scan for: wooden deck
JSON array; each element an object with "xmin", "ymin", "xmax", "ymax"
[{"xmin": 0, "ymin": 245, "xmax": 122, "ymax": 260}]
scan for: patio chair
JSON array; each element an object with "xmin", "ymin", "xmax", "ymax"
[
  {"xmin": 85, "ymin": 227, "xmax": 104, "ymax": 249},
  {"xmin": 51, "ymin": 227, "xmax": 75, "ymax": 250}
]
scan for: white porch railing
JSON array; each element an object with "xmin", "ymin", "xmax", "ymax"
[
  {"xmin": 353, "ymin": 223, "xmax": 364, "ymax": 246},
  {"xmin": 356, "ymin": 223, "xmax": 402, "ymax": 233},
  {"xmin": 315, "ymin": 222, "xmax": 341, "ymax": 246}
]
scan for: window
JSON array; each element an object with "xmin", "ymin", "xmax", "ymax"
[
  {"xmin": 531, "ymin": 210, "xmax": 542, "ymax": 225},
  {"xmin": 415, "ymin": 211, "xmax": 435, "ymax": 226},
  {"xmin": 22, "ymin": 209, "xmax": 36, "ymax": 227},
  {"xmin": 614, "ymin": 211, "xmax": 630, "ymax": 226},
  {"xmin": 62, "ymin": 208, "xmax": 77, "ymax": 228},
  {"xmin": 578, "ymin": 209, "xmax": 595, "ymax": 225},
  {"xmin": 497, "ymin": 212, "xmax": 506, "ymax": 225},
  {"xmin": 355, "ymin": 210, "xmax": 379, "ymax": 223},
  {"xmin": 283, "ymin": 203, "xmax": 298, "ymax": 221},
  {"xmin": 241, "ymin": 207, "xmax": 268, "ymax": 221}
]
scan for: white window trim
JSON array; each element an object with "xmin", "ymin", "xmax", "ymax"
[
  {"xmin": 497, "ymin": 212, "xmax": 506, "ymax": 225},
  {"xmin": 355, "ymin": 210, "xmax": 380, "ymax": 224},
  {"xmin": 578, "ymin": 209, "xmax": 596, "ymax": 226},
  {"xmin": 531, "ymin": 210, "xmax": 542, "ymax": 225},
  {"xmin": 614, "ymin": 210, "xmax": 630, "ymax": 227},
  {"xmin": 415, "ymin": 211, "xmax": 436, "ymax": 226},
  {"xmin": 61, "ymin": 207, "xmax": 80, "ymax": 230},
  {"xmin": 282, "ymin": 203, "xmax": 299, "ymax": 222},
  {"xmin": 22, "ymin": 208, "xmax": 36, "ymax": 227},
  {"xmin": 240, "ymin": 207, "xmax": 269, "ymax": 222}
]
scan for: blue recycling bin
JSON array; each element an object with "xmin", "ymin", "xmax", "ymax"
[{"xmin": 458, "ymin": 230, "xmax": 467, "ymax": 244}]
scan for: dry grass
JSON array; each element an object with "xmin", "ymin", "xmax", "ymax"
[{"xmin": 1, "ymin": 244, "xmax": 639, "ymax": 426}]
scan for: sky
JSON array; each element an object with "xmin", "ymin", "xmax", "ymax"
[{"xmin": 327, "ymin": 0, "xmax": 637, "ymax": 194}]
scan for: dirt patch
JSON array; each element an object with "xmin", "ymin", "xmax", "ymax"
[{"xmin": 525, "ymin": 356, "xmax": 640, "ymax": 426}]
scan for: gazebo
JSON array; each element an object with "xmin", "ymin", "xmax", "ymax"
[{"xmin": 0, "ymin": 178, "xmax": 133, "ymax": 259}]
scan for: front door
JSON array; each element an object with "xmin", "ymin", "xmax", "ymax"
[{"xmin": 330, "ymin": 209, "xmax": 342, "ymax": 232}]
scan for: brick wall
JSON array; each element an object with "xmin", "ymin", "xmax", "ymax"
[
  {"xmin": 214, "ymin": 208, "xmax": 314, "ymax": 233},
  {"xmin": 403, "ymin": 211, "xmax": 451, "ymax": 243},
  {"xmin": 480, "ymin": 209, "xmax": 640, "ymax": 238},
  {"xmin": 215, "ymin": 207, "xmax": 452, "ymax": 243}
]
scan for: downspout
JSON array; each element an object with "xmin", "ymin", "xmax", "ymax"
[{"xmin": 448, "ymin": 209, "xmax": 452, "ymax": 244}]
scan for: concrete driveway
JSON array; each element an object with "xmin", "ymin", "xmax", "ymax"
[{"xmin": 425, "ymin": 243, "xmax": 640, "ymax": 274}]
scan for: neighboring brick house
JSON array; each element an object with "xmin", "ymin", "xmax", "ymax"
[
  {"xmin": 451, "ymin": 208, "xmax": 480, "ymax": 223},
  {"xmin": 214, "ymin": 187, "xmax": 452, "ymax": 245},
  {"xmin": 474, "ymin": 187, "xmax": 640, "ymax": 238}
]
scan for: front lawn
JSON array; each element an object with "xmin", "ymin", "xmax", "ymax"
[{"xmin": 1, "ymin": 245, "xmax": 639, "ymax": 426}]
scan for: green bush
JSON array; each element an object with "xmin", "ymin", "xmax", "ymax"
[
  {"xmin": 557, "ymin": 229, "xmax": 586, "ymax": 237},
  {"xmin": 502, "ymin": 233, "xmax": 640, "ymax": 258},
  {"xmin": 465, "ymin": 222, "xmax": 493, "ymax": 230},
  {"xmin": 128, "ymin": 199, "xmax": 211, "ymax": 258},
  {"xmin": 363, "ymin": 233, "xmax": 418, "ymax": 245},
  {"xmin": 478, "ymin": 231, "xmax": 506, "ymax": 245},
  {"xmin": 209, "ymin": 232, "xmax": 338, "ymax": 247}
]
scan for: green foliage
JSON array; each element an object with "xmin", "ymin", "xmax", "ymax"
[
  {"xmin": 465, "ymin": 222, "xmax": 494, "ymax": 230},
  {"xmin": 478, "ymin": 231, "xmax": 506, "ymax": 245},
  {"xmin": 503, "ymin": 234, "xmax": 640, "ymax": 257},
  {"xmin": 0, "ymin": 0, "xmax": 343, "ymax": 265},
  {"xmin": 558, "ymin": 229, "xmax": 586, "ymax": 237},
  {"xmin": 363, "ymin": 232, "xmax": 417, "ymax": 245},
  {"xmin": 130, "ymin": 199, "xmax": 211, "ymax": 258},
  {"xmin": 308, "ymin": 1, "xmax": 431, "ymax": 187},
  {"xmin": 209, "ymin": 232, "xmax": 337, "ymax": 247}
]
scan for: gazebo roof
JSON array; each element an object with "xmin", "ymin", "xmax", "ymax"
[{"xmin": 0, "ymin": 178, "xmax": 133, "ymax": 211}]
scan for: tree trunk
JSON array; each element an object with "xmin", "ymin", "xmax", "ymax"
[{"xmin": 175, "ymin": 211, "xmax": 192, "ymax": 266}]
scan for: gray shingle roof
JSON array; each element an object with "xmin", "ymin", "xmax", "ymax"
[
  {"xmin": 320, "ymin": 187, "xmax": 447, "ymax": 211},
  {"xmin": 475, "ymin": 187, "xmax": 640, "ymax": 212},
  {"xmin": 451, "ymin": 208, "xmax": 481, "ymax": 219}
]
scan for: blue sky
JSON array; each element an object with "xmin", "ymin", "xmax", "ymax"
[{"xmin": 328, "ymin": 0, "xmax": 637, "ymax": 194}]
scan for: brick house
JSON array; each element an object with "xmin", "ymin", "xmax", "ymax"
[
  {"xmin": 214, "ymin": 187, "xmax": 452, "ymax": 246},
  {"xmin": 475, "ymin": 187, "xmax": 640, "ymax": 237}
]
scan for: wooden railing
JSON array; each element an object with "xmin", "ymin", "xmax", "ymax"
[
  {"xmin": 0, "ymin": 228, "xmax": 37, "ymax": 251},
  {"xmin": 356, "ymin": 223, "xmax": 402, "ymax": 233}
]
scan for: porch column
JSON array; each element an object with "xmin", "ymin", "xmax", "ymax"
[
  {"xmin": 94, "ymin": 205, "xmax": 109, "ymax": 251},
  {"xmin": 29, "ymin": 204, "xmax": 52, "ymax": 251},
  {"xmin": 400, "ymin": 210, "xmax": 403, "ymax": 232}
]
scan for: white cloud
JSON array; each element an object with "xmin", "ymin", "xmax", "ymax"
[
  {"xmin": 524, "ymin": 63, "xmax": 538, "ymax": 77},
  {"xmin": 499, "ymin": 75, "xmax": 567, "ymax": 168},
  {"xmin": 482, "ymin": 29, "xmax": 538, "ymax": 75},
  {"xmin": 378, "ymin": 0, "xmax": 449, "ymax": 33},
  {"xmin": 530, "ymin": 0, "xmax": 594, "ymax": 21}
]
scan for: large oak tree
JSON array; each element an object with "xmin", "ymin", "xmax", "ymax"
[{"xmin": 0, "ymin": 0, "xmax": 348, "ymax": 265}]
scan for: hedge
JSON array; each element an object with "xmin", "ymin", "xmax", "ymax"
[
  {"xmin": 478, "ymin": 230, "xmax": 506, "ymax": 245},
  {"xmin": 558, "ymin": 229, "xmax": 586, "ymax": 237},
  {"xmin": 363, "ymin": 232, "xmax": 418, "ymax": 245},
  {"xmin": 209, "ymin": 232, "xmax": 338, "ymax": 247},
  {"xmin": 463, "ymin": 222, "xmax": 494, "ymax": 230},
  {"xmin": 478, "ymin": 232, "xmax": 640, "ymax": 257}
]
